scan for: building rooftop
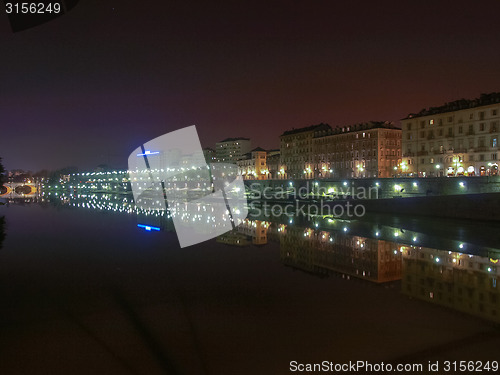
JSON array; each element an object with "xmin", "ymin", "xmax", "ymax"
[
  {"xmin": 403, "ymin": 92, "xmax": 500, "ymax": 120},
  {"xmin": 314, "ymin": 121, "xmax": 399, "ymax": 137},
  {"xmin": 217, "ymin": 137, "xmax": 250, "ymax": 143},
  {"xmin": 281, "ymin": 123, "xmax": 331, "ymax": 137}
]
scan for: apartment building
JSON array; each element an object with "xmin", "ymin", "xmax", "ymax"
[
  {"xmin": 215, "ymin": 137, "xmax": 251, "ymax": 163},
  {"xmin": 237, "ymin": 147, "xmax": 268, "ymax": 180},
  {"xmin": 280, "ymin": 123, "xmax": 331, "ymax": 179},
  {"xmin": 313, "ymin": 121, "xmax": 401, "ymax": 178},
  {"xmin": 401, "ymin": 93, "xmax": 500, "ymax": 177}
]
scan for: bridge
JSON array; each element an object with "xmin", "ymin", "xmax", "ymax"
[{"xmin": 0, "ymin": 182, "xmax": 38, "ymax": 198}]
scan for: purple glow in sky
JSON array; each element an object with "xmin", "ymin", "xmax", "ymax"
[{"xmin": 1, "ymin": 0, "xmax": 500, "ymax": 171}]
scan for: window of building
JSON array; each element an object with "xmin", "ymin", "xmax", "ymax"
[
  {"xmin": 490, "ymin": 121, "xmax": 498, "ymax": 132},
  {"xmin": 479, "ymin": 111, "xmax": 485, "ymax": 120},
  {"xmin": 492, "ymin": 154, "xmax": 498, "ymax": 160},
  {"xmin": 480, "ymin": 154, "xmax": 485, "ymax": 161},
  {"xmin": 420, "ymin": 131, "xmax": 425, "ymax": 138},
  {"xmin": 470, "ymin": 113, "xmax": 474, "ymax": 120},
  {"xmin": 469, "ymin": 155, "xmax": 474, "ymax": 161},
  {"xmin": 493, "ymin": 109, "xmax": 498, "ymax": 116},
  {"xmin": 447, "ymin": 128, "xmax": 453, "ymax": 137},
  {"xmin": 492, "ymin": 138, "xmax": 498, "ymax": 148},
  {"xmin": 430, "ymin": 119, "xmax": 434, "ymax": 125},
  {"xmin": 480, "ymin": 123, "xmax": 485, "ymax": 131},
  {"xmin": 438, "ymin": 129, "xmax": 443, "ymax": 136},
  {"xmin": 420, "ymin": 121, "xmax": 425, "ymax": 128},
  {"xmin": 468, "ymin": 124, "xmax": 474, "ymax": 134},
  {"xmin": 458, "ymin": 126, "xmax": 463, "ymax": 134},
  {"xmin": 407, "ymin": 123, "xmax": 412, "ymax": 130},
  {"xmin": 430, "ymin": 158, "xmax": 434, "ymax": 164},
  {"xmin": 448, "ymin": 116, "xmax": 453, "ymax": 122},
  {"xmin": 438, "ymin": 119, "xmax": 443, "ymax": 126}
]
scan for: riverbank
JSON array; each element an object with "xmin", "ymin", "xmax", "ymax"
[{"xmin": 244, "ymin": 177, "xmax": 500, "ymax": 221}]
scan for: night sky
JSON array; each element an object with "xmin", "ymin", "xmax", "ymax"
[{"xmin": 2, "ymin": 0, "xmax": 500, "ymax": 171}]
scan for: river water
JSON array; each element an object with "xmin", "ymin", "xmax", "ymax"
[{"xmin": 0, "ymin": 193, "xmax": 499, "ymax": 374}]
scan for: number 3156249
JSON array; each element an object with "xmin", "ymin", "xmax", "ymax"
[{"xmin": 5, "ymin": 3, "xmax": 61, "ymax": 14}]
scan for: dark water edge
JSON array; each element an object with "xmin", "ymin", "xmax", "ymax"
[{"xmin": 0, "ymin": 202, "xmax": 499, "ymax": 374}]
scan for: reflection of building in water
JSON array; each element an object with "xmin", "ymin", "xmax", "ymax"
[
  {"xmin": 217, "ymin": 232, "xmax": 251, "ymax": 246},
  {"xmin": 280, "ymin": 226, "xmax": 402, "ymax": 283},
  {"xmin": 402, "ymin": 246, "xmax": 500, "ymax": 323},
  {"xmin": 237, "ymin": 219, "xmax": 270, "ymax": 245}
]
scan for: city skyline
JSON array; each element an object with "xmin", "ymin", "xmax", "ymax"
[{"xmin": 2, "ymin": 1, "xmax": 500, "ymax": 172}]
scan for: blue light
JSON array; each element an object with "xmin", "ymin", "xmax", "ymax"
[
  {"xmin": 137, "ymin": 224, "xmax": 160, "ymax": 231},
  {"xmin": 137, "ymin": 150, "xmax": 160, "ymax": 156}
]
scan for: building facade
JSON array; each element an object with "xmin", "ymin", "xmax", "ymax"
[
  {"xmin": 280, "ymin": 123, "xmax": 331, "ymax": 179},
  {"xmin": 215, "ymin": 137, "xmax": 251, "ymax": 163},
  {"xmin": 402, "ymin": 93, "xmax": 500, "ymax": 177},
  {"xmin": 266, "ymin": 149, "xmax": 281, "ymax": 179},
  {"xmin": 203, "ymin": 147, "xmax": 217, "ymax": 164},
  {"xmin": 313, "ymin": 121, "xmax": 401, "ymax": 179},
  {"xmin": 237, "ymin": 147, "xmax": 269, "ymax": 180}
]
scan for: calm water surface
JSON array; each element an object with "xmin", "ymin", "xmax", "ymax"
[{"xmin": 0, "ymin": 195, "xmax": 499, "ymax": 374}]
